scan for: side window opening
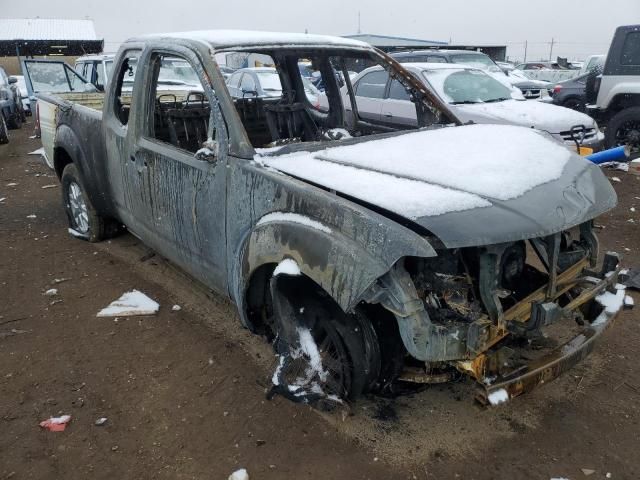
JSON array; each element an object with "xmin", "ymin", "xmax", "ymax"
[
  {"xmin": 148, "ymin": 53, "xmax": 215, "ymax": 155},
  {"xmin": 113, "ymin": 52, "xmax": 140, "ymax": 126},
  {"xmin": 219, "ymin": 49, "xmax": 453, "ymax": 151}
]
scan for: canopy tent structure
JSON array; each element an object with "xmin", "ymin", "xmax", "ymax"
[
  {"xmin": 342, "ymin": 34, "xmax": 507, "ymax": 61},
  {"xmin": 0, "ymin": 18, "xmax": 103, "ymax": 56}
]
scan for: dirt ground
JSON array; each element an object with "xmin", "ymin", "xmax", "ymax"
[{"xmin": 1, "ymin": 124, "xmax": 639, "ymax": 480}]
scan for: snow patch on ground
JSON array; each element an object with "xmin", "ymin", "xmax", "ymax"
[
  {"xmin": 97, "ymin": 290, "xmax": 160, "ymax": 317},
  {"xmin": 257, "ymin": 211, "xmax": 332, "ymax": 234},
  {"xmin": 487, "ymin": 388, "xmax": 509, "ymax": 406},
  {"xmin": 272, "ymin": 258, "xmax": 301, "ymax": 277},
  {"xmin": 228, "ymin": 468, "xmax": 249, "ymax": 480},
  {"xmin": 28, "ymin": 147, "xmax": 45, "ymax": 156}
]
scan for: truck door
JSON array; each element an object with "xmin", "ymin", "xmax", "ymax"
[
  {"xmin": 126, "ymin": 48, "xmax": 228, "ymax": 291},
  {"xmin": 102, "ymin": 49, "xmax": 144, "ymax": 232}
]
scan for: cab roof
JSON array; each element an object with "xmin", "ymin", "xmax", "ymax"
[{"xmin": 132, "ymin": 30, "xmax": 371, "ymax": 50}]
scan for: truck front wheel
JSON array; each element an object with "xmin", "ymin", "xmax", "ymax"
[
  {"xmin": 61, "ymin": 163, "xmax": 106, "ymax": 242},
  {"xmin": 270, "ymin": 274, "xmax": 381, "ymax": 405},
  {"xmin": 606, "ymin": 106, "xmax": 640, "ymax": 154}
]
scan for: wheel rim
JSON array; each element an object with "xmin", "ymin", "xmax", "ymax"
[
  {"xmin": 275, "ymin": 319, "xmax": 352, "ymax": 401},
  {"xmin": 67, "ymin": 181, "xmax": 89, "ymax": 233},
  {"xmin": 615, "ymin": 119, "xmax": 640, "ymax": 149}
]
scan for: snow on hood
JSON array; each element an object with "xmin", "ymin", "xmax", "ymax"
[
  {"xmin": 262, "ymin": 124, "xmax": 572, "ymax": 219},
  {"xmin": 453, "ymin": 99, "xmax": 596, "ymax": 134}
]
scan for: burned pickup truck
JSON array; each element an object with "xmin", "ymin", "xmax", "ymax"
[{"xmin": 28, "ymin": 30, "xmax": 628, "ymax": 406}]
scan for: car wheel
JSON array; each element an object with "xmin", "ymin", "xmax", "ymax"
[
  {"xmin": 606, "ymin": 106, "xmax": 640, "ymax": 155},
  {"xmin": 562, "ymin": 97, "xmax": 584, "ymax": 111},
  {"xmin": 270, "ymin": 275, "xmax": 380, "ymax": 404},
  {"xmin": 6, "ymin": 109, "xmax": 22, "ymax": 129},
  {"xmin": 61, "ymin": 163, "xmax": 106, "ymax": 242},
  {"xmin": 0, "ymin": 114, "xmax": 8, "ymax": 144}
]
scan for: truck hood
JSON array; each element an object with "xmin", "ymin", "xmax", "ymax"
[
  {"xmin": 452, "ymin": 99, "xmax": 597, "ymax": 134},
  {"xmin": 261, "ymin": 124, "xmax": 616, "ymax": 248}
]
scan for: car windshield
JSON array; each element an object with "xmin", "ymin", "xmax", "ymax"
[
  {"xmin": 450, "ymin": 53, "xmax": 500, "ymax": 71},
  {"xmin": 422, "ymin": 68, "xmax": 513, "ymax": 104},
  {"xmin": 256, "ymin": 71, "xmax": 283, "ymax": 93},
  {"xmin": 159, "ymin": 60, "xmax": 202, "ymax": 86}
]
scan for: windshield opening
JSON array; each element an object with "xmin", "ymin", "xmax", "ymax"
[{"xmin": 219, "ymin": 47, "xmax": 457, "ymax": 151}]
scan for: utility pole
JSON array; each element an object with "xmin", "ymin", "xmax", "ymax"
[
  {"xmin": 524, "ymin": 40, "xmax": 528, "ymax": 62},
  {"xmin": 549, "ymin": 37, "xmax": 555, "ymax": 61},
  {"xmin": 357, "ymin": 11, "xmax": 361, "ymax": 34}
]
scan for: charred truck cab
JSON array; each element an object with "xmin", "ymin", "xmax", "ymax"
[{"xmin": 33, "ymin": 30, "xmax": 629, "ymax": 408}]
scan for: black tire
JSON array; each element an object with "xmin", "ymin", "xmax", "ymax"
[
  {"xmin": 6, "ymin": 107, "xmax": 22, "ymax": 130},
  {"xmin": 562, "ymin": 97, "xmax": 584, "ymax": 112},
  {"xmin": 17, "ymin": 100, "xmax": 26, "ymax": 123},
  {"xmin": 271, "ymin": 275, "xmax": 380, "ymax": 402},
  {"xmin": 61, "ymin": 163, "xmax": 106, "ymax": 242},
  {"xmin": 605, "ymin": 106, "xmax": 640, "ymax": 151},
  {"xmin": 0, "ymin": 114, "xmax": 8, "ymax": 144}
]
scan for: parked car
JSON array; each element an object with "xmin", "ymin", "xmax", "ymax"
[
  {"xmin": 13, "ymin": 75, "xmax": 31, "ymax": 115},
  {"xmin": 0, "ymin": 66, "xmax": 25, "ymax": 136},
  {"xmin": 75, "ymin": 53, "xmax": 205, "ymax": 91},
  {"xmin": 551, "ymin": 73, "xmax": 589, "ymax": 111},
  {"xmin": 342, "ymin": 63, "xmax": 603, "ymax": 150},
  {"xmin": 579, "ymin": 55, "xmax": 606, "ymax": 76},
  {"xmin": 391, "ymin": 49, "xmax": 552, "ymax": 100},
  {"xmin": 218, "ymin": 65, "xmax": 236, "ymax": 79},
  {"xmin": 587, "ymin": 25, "xmax": 640, "ymax": 153},
  {"xmin": 226, "ymin": 67, "xmax": 321, "ymax": 106},
  {"xmin": 74, "ymin": 54, "xmax": 114, "ymax": 91},
  {"xmin": 23, "ymin": 30, "xmax": 624, "ymax": 407}
]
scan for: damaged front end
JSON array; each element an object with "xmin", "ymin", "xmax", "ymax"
[{"xmin": 364, "ymin": 221, "xmax": 632, "ymax": 405}]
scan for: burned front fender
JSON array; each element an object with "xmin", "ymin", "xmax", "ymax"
[{"xmin": 226, "ymin": 159, "xmax": 437, "ymax": 327}]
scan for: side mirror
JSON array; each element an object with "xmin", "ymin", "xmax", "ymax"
[
  {"xmin": 8, "ymin": 76, "xmax": 17, "ymax": 84},
  {"xmin": 195, "ymin": 139, "xmax": 218, "ymax": 163}
]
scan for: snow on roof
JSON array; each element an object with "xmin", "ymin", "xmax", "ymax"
[
  {"xmin": 136, "ymin": 30, "xmax": 370, "ymax": 49},
  {"xmin": 0, "ymin": 18, "xmax": 98, "ymax": 41}
]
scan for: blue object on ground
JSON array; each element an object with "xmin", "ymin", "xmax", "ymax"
[{"xmin": 586, "ymin": 146, "xmax": 630, "ymax": 164}]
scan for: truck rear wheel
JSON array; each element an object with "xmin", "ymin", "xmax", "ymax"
[
  {"xmin": 61, "ymin": 163, "xmax": 106, "ymax": 242},
  {"xmin": 0, "ymin": 114, "xmax": 8, "ymax": 144},
  {"xmin": 606, "ymin": 106, "xmax": 640, "ymax": 153}
]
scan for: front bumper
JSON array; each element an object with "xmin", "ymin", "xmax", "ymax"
[{"xmin": 464, "ymin": 256, "xmax": 630, "ymax": 405}]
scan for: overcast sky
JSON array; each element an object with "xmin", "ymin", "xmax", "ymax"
[{"xmin": 4, "ymin": 0, "xmax": 640, "ymax": 61}]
